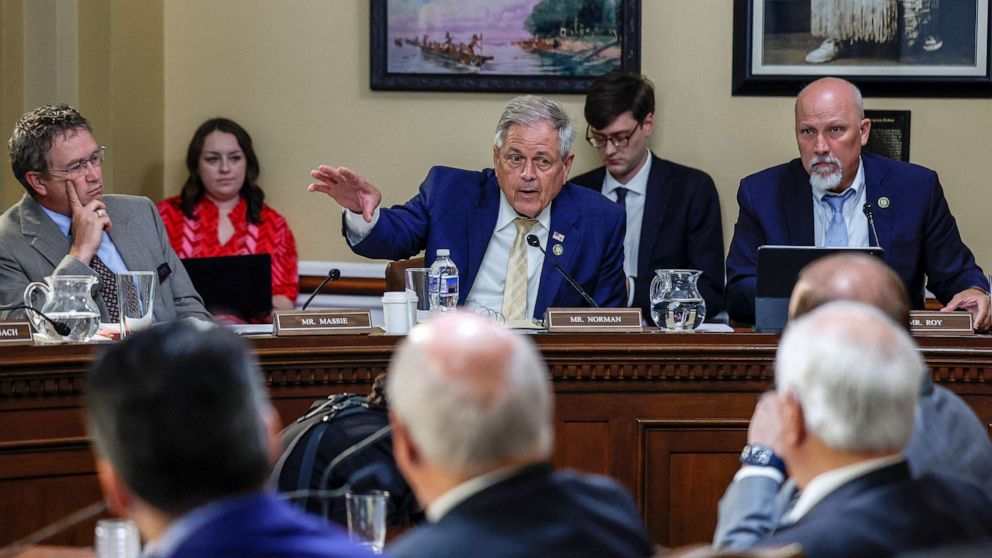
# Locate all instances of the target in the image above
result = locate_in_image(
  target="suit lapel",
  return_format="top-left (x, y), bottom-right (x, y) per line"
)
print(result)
top-left (462, 176), bottom-right (500, 300)
top-left (537, 186), bottom-right (581, 313)
top-left (105, 199), bottom-right (143, 270)
top-left (862, 155), bottom-right (893, 254)
top-left (781, 160), bottom-right (815, 245)
top-left (638, 155), bottom-right (670, 275)
top-left (19, 195), bottom-right (72, 268)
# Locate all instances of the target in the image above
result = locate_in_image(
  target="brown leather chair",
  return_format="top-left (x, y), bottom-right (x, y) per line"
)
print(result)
top-left (384, 257), bottom-right (426, 292)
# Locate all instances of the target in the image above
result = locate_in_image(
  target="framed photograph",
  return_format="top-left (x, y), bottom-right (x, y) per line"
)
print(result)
top-left (370, 0), bottom-right (641, 93)
top-left (733, 0), bottom-right (992, 97)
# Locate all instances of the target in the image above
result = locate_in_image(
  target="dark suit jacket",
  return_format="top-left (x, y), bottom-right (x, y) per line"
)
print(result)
top-left (725, 152), bottom-right (987, 324)
top-left (756, 461), bottom-right (992, 558)
top-left (349, 166), bottom-right (627, 320)
top-left (572, 155), bottom-right (725, 319)
top-left (165, 492), bottom-right (372, 558)
top-left (0, 194), bottom-right (210, 322)
top-left (387, 463), bottom-right (654, 558)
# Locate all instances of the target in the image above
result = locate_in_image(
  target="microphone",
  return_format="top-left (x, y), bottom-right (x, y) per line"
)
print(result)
top-left (301, 268), bottom-right (341, 311)
top-left (0, 304), bottom-right (71, 336)
top-left (862, 203), bottom-right (880, 248)
top-left (526, 234), bottom-right (598, 308)
top-left (318, 424), bottom-right (393, 519)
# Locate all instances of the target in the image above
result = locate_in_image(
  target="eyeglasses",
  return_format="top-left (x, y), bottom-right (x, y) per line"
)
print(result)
top-left (500, 152), bottom-right (560, 173)
top-left (49, 146), bottom-right (107, 175)
top-left (586, 122), bottom-right (642, 149)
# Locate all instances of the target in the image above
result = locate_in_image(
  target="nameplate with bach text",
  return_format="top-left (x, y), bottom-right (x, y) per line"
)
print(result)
top-left (273, 310), bottom-right (374, 336)
top-left (544, 308), bottom-right (643, 333)
top-left (909, 311), bottom-right (973, 336)
top-left (0, 321), bottom-right (34, 345)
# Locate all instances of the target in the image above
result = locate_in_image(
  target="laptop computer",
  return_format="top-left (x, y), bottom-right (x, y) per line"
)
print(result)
top-left (755, 245), bottom-right (884, 332)
top-left (181, 254), bottom-right (272, 320)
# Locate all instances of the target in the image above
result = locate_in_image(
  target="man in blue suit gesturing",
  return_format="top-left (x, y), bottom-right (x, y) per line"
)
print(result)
top-left (309, 96), bottom-right (626, 321)
top-left (725, 77), bottom-right (989, 330)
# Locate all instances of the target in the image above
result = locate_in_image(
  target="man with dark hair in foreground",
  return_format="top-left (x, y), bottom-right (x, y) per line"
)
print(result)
top-left (85, 321), bottom-right (373, 558)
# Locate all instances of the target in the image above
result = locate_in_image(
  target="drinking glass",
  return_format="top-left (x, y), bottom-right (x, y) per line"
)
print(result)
top-left (346, 490), bottom-right (388, 554)
top-left (95, 518), bottom-right (140, 558)
top-left (404, 268), bottom-right (431, 323)
top-left (116, 271), bottom-right (155, 338)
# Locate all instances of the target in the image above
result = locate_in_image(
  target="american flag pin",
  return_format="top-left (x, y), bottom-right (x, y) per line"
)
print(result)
top-left (552, 231), bottom-right (565, 242)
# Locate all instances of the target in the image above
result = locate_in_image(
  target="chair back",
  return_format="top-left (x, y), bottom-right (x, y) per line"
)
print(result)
top-left (385, 257), bottom-right (426, 292)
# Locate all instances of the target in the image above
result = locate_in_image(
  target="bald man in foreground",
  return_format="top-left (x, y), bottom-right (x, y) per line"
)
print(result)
top-left (384, 312), bottom-right (653, 558)
top-left (724, 76), bottom-right (989, 329)
top-left (715, 253), bottom-right (992, 549)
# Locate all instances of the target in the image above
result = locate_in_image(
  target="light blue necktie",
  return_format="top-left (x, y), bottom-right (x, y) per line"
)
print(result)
top-left (823, 189), bottom-right (855, 247)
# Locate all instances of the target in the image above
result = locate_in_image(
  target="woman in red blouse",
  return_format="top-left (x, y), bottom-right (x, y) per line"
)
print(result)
top-left (158, 118), bottom-right (298, 318)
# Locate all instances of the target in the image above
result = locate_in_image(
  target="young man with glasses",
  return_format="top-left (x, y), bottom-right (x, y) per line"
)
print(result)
top-left (572, 72), bottom-right (726, 321)
top-left (0, 104), bottom-right (210, 323)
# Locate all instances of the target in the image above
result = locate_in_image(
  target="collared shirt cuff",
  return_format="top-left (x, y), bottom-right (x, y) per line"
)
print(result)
top-left (733, 465), bottom-right (785, 484)
top-left (343, 206), bottom-right (381, 245)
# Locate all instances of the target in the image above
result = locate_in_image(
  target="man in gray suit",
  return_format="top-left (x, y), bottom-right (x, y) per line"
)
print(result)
top-left (0, 104), bottom-right (209, 322)
top-left (714, 253), bottom-right (992, 549)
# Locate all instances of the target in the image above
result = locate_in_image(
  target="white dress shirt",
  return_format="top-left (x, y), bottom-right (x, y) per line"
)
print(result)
top-left (42, 205), bottom-right (129, 273)
top-left (344, 193), bottom-right (551, 320)
top-left (601, 150), bottom-right (651, 306)
top-left (812, 158), bottom-right (869, 248)
top-left (783, 453), bottom-right (905, 525)
top-left (426, 464), bottom-right (525, 523)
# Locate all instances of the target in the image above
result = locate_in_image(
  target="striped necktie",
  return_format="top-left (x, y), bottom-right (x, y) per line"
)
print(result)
top-left (502, 217), bottom-right (537, 321)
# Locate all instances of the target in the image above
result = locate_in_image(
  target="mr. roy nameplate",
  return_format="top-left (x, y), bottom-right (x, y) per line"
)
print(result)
top-left (909, 310), bottom-right (973, 336)
top-left (273, 310), bottom-right (373, 336)
top-left (0, 321), bottom-right (34, 345)
top-left (544, 308), bottom-right (643, 333)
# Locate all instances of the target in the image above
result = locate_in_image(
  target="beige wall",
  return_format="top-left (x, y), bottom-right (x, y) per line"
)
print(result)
top-left (5, 1), bottom-right (991, 272)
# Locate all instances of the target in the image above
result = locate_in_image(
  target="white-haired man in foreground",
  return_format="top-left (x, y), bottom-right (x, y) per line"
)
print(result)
top-left (747, 302), bottom-right (992, 557)
top-left (384, 311), bottom-right (654, 558)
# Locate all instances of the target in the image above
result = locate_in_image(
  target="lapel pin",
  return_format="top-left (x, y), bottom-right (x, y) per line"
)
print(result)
top-left (552, 231), bottom-right (565, 242)
top-left (552, 243), bottom-right (564, 256)
top-left (877, 197), bottom-right (890, 209)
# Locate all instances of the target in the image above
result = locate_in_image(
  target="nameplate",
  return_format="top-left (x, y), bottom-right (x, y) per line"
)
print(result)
top-left (544, 308), bottom-right (643, 333)
top-left (909, 310), bottom-right (973, 336)
top-left (273, 310), bottom-right (373, 336)
top-left (0, 321), bottom-right (34, 345)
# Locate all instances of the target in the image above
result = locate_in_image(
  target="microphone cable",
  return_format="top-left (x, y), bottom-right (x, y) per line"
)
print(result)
top-left (0, 304), bottom-right (71, 336)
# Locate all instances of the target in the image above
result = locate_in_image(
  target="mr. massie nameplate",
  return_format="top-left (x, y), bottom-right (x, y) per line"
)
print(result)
top-left (273, 310), bottom-right (373, 336)
top-left (545, 308), bottom-right (643, 333)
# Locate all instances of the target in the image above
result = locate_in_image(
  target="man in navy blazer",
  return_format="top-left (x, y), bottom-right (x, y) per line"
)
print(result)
top-left (739, 302), bottom-right (992, 557)
top-left (86, 321), bottom-right (373, 558)
top-left (310, 96), bottom-right (626, 321)
top-left (572, 72), bottom-right (725, 320)
top-left (725, 77), bottom-right (989, 329)
top-left (384, 311), bottom-right (654, 558)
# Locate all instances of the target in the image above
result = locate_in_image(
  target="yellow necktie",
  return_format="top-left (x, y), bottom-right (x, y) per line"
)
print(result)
top-left (502, 217), bottom-right (537, 321)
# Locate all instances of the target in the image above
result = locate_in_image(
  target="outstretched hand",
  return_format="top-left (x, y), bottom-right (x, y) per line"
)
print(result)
top-left (942, 287), bottom-right (991, 332)
top-left (308, 165), bottom-right (382, 223)
top-left (66, 181), bottom-right (110, 265)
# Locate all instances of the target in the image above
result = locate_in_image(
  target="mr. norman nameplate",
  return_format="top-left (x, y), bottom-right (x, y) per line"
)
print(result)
top-left (273, 310), bottom-right (373, 336)
top-left (545, 308), bottom-right (643, 333)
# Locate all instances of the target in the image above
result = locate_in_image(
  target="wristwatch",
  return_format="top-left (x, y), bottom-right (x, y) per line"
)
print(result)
top-left (740, 443), bottom-right (787, 476)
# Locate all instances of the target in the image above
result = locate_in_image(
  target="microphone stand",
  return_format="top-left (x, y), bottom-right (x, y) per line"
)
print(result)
top-left (0, 501), bottom-right (107, 558)
top-left (525, 235), bottom-right (598, 308)
top-left (301, 269), bottom-right (341, 311)
top-left (318, 424), bottom-right (393, 519)
top-left (862, 203), bottom-right (880, 248)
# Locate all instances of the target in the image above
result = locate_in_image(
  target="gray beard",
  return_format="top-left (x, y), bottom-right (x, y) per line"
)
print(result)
top-left (810, 169), bottom-right (843, 198)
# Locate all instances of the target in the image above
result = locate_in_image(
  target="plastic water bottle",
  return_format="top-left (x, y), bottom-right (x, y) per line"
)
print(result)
top-left (428, 249), bottom-right (459, 313)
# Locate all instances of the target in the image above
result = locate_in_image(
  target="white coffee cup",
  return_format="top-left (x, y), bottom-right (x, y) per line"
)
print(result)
top-left (381, 291), bottom-right (410, 334)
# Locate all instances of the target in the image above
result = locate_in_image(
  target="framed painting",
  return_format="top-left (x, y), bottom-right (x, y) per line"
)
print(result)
top-left (732, 0), bottom-right (992, 97)
top-left (370, 0), bottom-right (641, 93)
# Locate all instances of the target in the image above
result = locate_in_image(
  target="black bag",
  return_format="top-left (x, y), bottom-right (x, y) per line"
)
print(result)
top-left (272, 393), bottom-right (419, 526)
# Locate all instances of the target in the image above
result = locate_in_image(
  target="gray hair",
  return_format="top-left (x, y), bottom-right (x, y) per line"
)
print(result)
top-left (387, 315), bottom-right (554, 475)
top-left (8, 104), bottom-right (93, 193)
top-left (494, 95), bottom-right (575, 160)
top-left (775, 301), bottom-right (923, 453)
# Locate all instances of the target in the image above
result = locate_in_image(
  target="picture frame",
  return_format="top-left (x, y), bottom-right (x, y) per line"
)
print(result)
top-left (370, 0), bottom-right (641, 93)
top-left (732, 0), bottom-right (992, 97)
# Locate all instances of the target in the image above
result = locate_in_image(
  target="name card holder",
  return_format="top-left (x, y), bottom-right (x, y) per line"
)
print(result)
top-left (909, 310), bottom-right (973, 336)
top-left (0, 321), bottom-right (34, 345)
top-left (544, 308), bottom-right (643, 333)
top-left (273, 309), bottom-right (374, 336)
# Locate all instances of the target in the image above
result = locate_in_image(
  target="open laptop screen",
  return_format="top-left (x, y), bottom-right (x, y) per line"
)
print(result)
top-left (755, 245), bottom-right (884, 332)
top-left (181, 254), bottom-right (272, 321)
